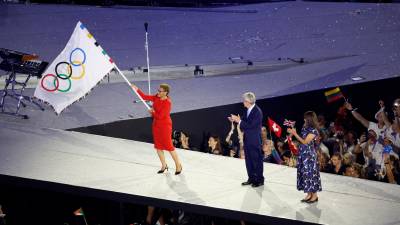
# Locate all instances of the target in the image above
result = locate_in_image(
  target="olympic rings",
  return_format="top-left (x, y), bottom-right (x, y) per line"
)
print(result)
top-left (70, 48), bottom-right (86, 66)
top-left (41, 48), bottom-right (88, 93)
top-left (41, 74), bottom-right (59, 92)
top-left (54, 74), bottom-right (72, 92)
top-left (55, 62), bottom-right (72, 80)
top-left (68, 60), bottom-right (86, 80)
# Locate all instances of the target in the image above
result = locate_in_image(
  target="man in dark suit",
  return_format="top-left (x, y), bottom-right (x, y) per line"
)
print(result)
top-left (229, 92), bottom-right (264, 187)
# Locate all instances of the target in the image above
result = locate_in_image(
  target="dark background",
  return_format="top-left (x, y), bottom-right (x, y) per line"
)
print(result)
top-left (71, 76), bottom-right (400, 150)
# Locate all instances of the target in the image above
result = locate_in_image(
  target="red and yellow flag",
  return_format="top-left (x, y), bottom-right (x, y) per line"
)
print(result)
top-left (324, 87), bottom-right (344, 103)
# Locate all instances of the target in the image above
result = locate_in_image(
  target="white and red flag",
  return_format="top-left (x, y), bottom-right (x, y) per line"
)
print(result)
top-left (267, 117), bottom-right (282, 138)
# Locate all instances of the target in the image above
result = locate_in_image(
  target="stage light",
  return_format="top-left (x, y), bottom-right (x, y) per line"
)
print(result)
top-left (351, 76), bottom-right (365, 81)
top-left (228, 56), bottom-right (243, 63)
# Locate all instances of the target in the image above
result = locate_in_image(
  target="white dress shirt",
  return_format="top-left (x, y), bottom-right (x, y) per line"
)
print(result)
top-left (247, 104), bottom-right (255, 118)
top-left (239, 104), bottom-right (255, 127)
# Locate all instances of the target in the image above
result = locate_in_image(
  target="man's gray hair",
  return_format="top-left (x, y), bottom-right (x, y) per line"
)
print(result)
top-left (243, 92), bottom-right (256, 104)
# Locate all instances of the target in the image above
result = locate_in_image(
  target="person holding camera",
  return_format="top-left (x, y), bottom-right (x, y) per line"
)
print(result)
top-left (358, 129), bottom-right (386, 180)
top-left (131, 83), bottom-right (182, 175)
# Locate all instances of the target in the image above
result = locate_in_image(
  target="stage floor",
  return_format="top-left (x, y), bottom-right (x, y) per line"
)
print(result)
top-left (1, 122), bottom-right (400, 225)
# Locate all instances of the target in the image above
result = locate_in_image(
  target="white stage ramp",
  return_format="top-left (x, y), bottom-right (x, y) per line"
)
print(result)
top-left (1, 122), bottom-right (400, 225)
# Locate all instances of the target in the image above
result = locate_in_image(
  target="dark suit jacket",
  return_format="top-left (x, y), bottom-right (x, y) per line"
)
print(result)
top-left (240, 105), bottom-right (263, 149)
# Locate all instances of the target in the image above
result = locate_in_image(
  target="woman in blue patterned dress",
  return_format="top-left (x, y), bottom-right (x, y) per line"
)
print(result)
top-left (287, 111), bottom-right (322, 203)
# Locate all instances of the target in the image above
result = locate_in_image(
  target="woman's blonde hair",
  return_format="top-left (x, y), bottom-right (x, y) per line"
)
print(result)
top-left (160, 83), bottom-right (170, 95)
top-left (304, 111), bottom-right (319, 129)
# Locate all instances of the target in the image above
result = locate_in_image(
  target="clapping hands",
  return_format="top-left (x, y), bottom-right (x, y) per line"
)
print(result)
top-left (228, 114), bottom-right (241, 123)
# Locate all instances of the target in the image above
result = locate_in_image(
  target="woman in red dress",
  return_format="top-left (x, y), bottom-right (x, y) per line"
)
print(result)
top-left (131, 83), bottom-right (182, 175)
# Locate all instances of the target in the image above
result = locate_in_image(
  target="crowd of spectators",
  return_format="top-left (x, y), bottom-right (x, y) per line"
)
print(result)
top-left (2, 99), bottom-right (399, 225)
top-left (172, 98), bottom-right (400, 185)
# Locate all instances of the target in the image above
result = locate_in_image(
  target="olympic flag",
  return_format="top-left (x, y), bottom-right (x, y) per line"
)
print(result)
top-left (34, 21), bottom-right (115, 114)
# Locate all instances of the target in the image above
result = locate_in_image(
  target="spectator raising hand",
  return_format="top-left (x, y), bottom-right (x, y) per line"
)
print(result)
top-left (225, 121), bottom-right (235, 144)
top-left (344, 101), bottom-right (369, 129)
top-left (379, 100), bottom-right (392, 127)
top-left (345, 100), bottom-right (387, 146)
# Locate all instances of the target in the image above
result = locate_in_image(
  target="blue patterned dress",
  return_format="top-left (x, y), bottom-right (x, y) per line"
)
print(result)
top-left (297, 126), bottom-right (322, 193)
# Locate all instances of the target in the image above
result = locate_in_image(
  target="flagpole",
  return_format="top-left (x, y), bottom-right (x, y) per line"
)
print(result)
top-left (268, 121), bottom-right (281, 164)
top-left (268, 121), bottom-right (274, 144)
top-left (266, 117), bottom-right (273, 142)
top-left (74, 207), bottom-right (88, 225)
top-left (144, 22), bottom-right (151, 95)
top-left (113, 65), bottom-right (151, 110)
top-left (267, 118), bottom-right (275, 150)
top-left (83, 215), bottom-right (89, 225)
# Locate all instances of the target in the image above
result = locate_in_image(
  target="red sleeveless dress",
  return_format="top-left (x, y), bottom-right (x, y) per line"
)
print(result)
top-left (137, 89), bottom-right (175, 151)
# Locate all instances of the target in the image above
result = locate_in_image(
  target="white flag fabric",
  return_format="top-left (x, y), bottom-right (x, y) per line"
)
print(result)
top-left (34, 21), bottom-right (114, 114)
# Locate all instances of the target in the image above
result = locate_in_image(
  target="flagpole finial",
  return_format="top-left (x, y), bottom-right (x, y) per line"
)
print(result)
top-left (73, 207), bottom-right (84, 216)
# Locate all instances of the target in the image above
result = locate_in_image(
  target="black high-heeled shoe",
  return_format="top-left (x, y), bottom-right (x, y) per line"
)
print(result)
top-left (157, 165), bottom-right (168, 174)
top-left (175, 165), bottom-right (182, 175)
top-left (300, 197), bottom-right (312, 203)
top-left (306, 197), bottom-right (318, 204)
